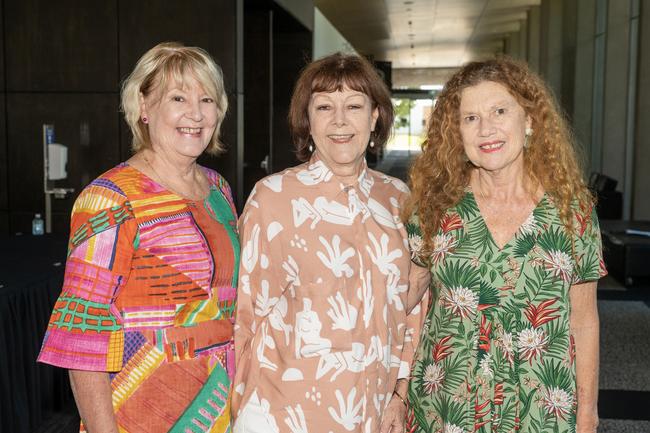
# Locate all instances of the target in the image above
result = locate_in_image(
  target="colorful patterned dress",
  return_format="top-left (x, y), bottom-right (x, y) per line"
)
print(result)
top-left (406, 191), bottom-right (606, 433)
top-left (38, 163), bottom-right (239, 433)
top-left (232, 155), bottom-right (423, 433)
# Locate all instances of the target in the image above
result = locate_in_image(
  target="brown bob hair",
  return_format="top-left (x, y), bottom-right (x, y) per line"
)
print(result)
top-left (288, 52), bottom-right (394, 162)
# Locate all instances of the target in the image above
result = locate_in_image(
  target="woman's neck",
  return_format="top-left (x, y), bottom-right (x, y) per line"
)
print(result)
top-left (315, 151), bottom-right (365, 186)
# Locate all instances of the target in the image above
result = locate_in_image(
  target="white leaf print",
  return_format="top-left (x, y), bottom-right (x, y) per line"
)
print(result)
top-left (391, 178), bottom-right (410, 193)
top-left (255, 280), bottom-right (278, 317)
top-left (256, 322), bottom-right (278, 371)
top-left (242, 224), bottom-right (261, 273)
top-left (295, 299), bottom-right (332, 358)
top-left (364, 417), bottom-right (373, 433)
top-left (328, 388), bottom-right (365, 431)
top-left (240, 274), bottom-right (251, 295)
top-left (262, 174), bottom-right (284, 192)
top-left (291, 197), bottom-right (321, 228)
top-left (366, 232), bottom-right (403, 276)
top-left (282, 256), bottom-right (300, 298)
top-left (368, 198), bottom-right (403, 229)
top-left (326, 291), bottom-right (358, 331)
top-left (314, 197), bottom-right (352, 226)
top-left (359, 173), bottom-right (374, 198)
top-left (357, 268), bottom-right (375, 329)
top-left (317, 235), bottom-right (355, 278)
top-left (267, 221), bottom-right (284, 241)
top-left (269, 295), bottom-right (292, 345)
top-left (385, 272), bottom-right (407, 311)
top-left (297, 160), bottom-right (333, 185)
top-left (285, 404), bottom-right (309, 433)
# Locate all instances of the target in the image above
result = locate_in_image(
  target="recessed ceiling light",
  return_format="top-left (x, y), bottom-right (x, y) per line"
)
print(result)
top-left (404, 1), bottom-right (413, 4)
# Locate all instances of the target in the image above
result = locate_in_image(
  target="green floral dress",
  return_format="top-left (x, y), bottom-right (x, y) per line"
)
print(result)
top-left (406, 191), bottom-right (606, 433)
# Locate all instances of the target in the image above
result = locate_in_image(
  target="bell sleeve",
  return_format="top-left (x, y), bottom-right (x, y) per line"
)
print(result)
top-left (37, 181), bottom-right (136, 372)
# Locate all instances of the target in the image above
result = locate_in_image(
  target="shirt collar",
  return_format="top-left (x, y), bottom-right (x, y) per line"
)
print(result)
top-left (300, 153), bottom-right (374, 201)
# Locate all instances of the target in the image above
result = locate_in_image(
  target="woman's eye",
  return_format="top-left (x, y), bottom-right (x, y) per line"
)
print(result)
top-left (316, 105), bottom-right (331, 111)
top-left (464, 115), bottom-right (478, 122)
top-left (496, 108), bottom-right (506, 115)
top-left (348, 104), bottom-right (362, 110)
top-left (172, 96), bottom-right (184, 102)
top-left (202, 97), bottom-right (215, 103)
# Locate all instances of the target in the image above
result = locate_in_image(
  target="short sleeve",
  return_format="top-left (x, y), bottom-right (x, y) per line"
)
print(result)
top-left (572, 204), bottom-right (608, 284)
top-left (38, 180), bottom-right (136, 372)
top-left (405, 212), bottom-right (428, 268)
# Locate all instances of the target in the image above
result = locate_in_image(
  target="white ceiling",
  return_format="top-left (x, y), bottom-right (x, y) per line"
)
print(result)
top-left (314, 0), bottom-right (540, 68)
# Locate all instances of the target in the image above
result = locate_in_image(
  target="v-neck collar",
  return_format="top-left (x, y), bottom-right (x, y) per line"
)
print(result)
top-left (466, 190), bottom-right (547, 252)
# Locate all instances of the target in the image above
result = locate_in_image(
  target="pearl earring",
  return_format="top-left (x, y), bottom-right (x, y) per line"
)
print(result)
top-left (309, 144), bottom-right (314, 152)
top-left (525, 127), bottom-right (533, 136)
top-left (369, 140), bottom-right (375, 148)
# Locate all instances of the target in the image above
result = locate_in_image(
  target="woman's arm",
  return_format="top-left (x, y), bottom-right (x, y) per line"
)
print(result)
top-left (407, 263), bottom-right (430, 313)
top-left (569, 281), bottom-right (599, 433)
top-left (69, 370), bottom-right (118, 433)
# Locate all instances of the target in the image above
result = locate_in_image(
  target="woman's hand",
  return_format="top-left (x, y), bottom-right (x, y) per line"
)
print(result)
top-left (576, 410), bottom-right (599, 433)
top-left (379, 393), bottom-right (407, 433)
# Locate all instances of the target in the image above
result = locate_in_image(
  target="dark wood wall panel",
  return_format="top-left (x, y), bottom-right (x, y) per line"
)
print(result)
top-left (271, 4), bottom-right (312, 172)
top-left (7, 94), bottom-right (120, 226)
top-left (243, 3), bottom-right (272, 200)
top-left (4, 0), bottom-right (118, 92)
top-left (118, 0), bottom-right (237, 93)
top-left (0, 96), bottom-right (7, 211)
top-left (118, 0), bottom-right (239, 189)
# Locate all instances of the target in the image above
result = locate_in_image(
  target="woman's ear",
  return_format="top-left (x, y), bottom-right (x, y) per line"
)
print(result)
top-left (371, 106), bottom-right (379, 132)
top-left (139, 92), bottom-right (148, 120)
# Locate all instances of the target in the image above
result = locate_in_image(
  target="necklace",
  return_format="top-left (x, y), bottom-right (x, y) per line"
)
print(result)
top-left (143, 155), bottom-right (207, 201)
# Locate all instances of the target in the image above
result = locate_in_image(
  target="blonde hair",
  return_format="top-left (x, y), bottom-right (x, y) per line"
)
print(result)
top-left (121, 42), bottom-right (228, 154)
top-left (404, 57), bottom-right (593, 259)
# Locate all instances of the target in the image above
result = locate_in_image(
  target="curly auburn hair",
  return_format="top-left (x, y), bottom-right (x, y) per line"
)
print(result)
top-left (403, 56), bottom-right (593, 259)
top-left (288, 52), bottom-right (394, 162)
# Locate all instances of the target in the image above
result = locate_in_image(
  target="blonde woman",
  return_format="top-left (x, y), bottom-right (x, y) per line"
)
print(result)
top-left (404, 58), bottom-right (606, 433)
top-left (38, 42), bottom-right (238, 432)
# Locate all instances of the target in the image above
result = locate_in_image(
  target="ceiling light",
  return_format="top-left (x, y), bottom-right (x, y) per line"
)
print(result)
top-left (404, 1), bottom-right (413, 4)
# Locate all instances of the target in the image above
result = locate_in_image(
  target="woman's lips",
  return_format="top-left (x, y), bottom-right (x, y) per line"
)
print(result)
top-left (328, 134), bottom-right (354, 144)
top-left (479, 140), bottom-right (504, 153)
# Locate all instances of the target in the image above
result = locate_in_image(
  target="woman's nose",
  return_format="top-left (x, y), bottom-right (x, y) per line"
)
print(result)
top-left (478, 118), bottom-right (495, 136)
top-left (333, 108), bottom-right (347, 127)
top-left (186, 100), bottom-right (204, 121)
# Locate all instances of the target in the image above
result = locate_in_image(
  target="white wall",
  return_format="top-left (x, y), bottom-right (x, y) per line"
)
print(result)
top-left (313, 7), bottom-right (355, 60)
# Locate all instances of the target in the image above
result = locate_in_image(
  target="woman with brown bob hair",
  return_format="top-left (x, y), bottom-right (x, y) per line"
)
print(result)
top-left (233, 52), bottom-right (426, 433)
top-left (403, 57), bottom-right (606, 433)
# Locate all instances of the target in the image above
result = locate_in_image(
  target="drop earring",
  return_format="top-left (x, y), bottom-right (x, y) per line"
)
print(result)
top-left (524, 127), bottom-right (533, 148)
top-left (309, 143), bottom-right (314, 152)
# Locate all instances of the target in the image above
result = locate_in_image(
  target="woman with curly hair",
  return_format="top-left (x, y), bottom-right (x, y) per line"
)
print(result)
top-left (403, 57), bottom-right (606, 433)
